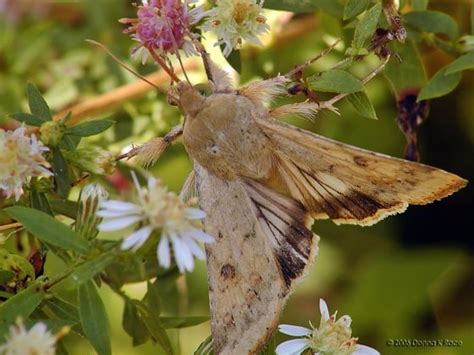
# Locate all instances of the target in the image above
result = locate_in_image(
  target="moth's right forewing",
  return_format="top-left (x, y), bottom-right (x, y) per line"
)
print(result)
top-left (257, 116), bottom-right (467, 226)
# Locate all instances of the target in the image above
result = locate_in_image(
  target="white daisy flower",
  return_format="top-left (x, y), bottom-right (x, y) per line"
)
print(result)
top-left (0, 125), bottom-right (52, 201)
top-left (202, 0), bottom-right (270, 56)
top-left (0, 321), bottom-right (58, 355)
top-left (276, 299), bottom-right (380, 355)
top-left (97, 173), bottom-right (213, 273)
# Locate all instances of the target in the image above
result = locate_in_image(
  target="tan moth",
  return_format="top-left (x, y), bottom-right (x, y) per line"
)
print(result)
top-left (126, 51), bottom-right (467, 354)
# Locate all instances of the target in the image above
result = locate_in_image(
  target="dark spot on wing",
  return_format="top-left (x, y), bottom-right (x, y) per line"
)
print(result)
top-left (354, 156), bottom-right (369, 167)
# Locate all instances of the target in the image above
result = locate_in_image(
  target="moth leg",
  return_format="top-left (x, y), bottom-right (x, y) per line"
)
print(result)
top-left (307, 55), bottom-right (391, 114)
top-left (179, 169), bottom-right (196, 202)
top-left (117, 124), bottom-right (183, 166)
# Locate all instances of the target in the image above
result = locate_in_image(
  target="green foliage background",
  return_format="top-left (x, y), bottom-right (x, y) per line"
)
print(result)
top-left (0, 0), bottom-right (473, 354)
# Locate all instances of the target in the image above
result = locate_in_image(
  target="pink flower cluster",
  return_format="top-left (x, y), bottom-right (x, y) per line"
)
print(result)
top-left (122, 0), bottom-right (203, 59)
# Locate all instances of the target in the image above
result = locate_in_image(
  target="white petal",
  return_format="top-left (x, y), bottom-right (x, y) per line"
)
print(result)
top-left (353, 344), bottom-right (380, 355)
top-left (96, 209), bottom-right (139, 218)
top-left (98, 215), bottom-right (142, 231)
top-left (157, 235), bottom-right (171, 268)
top-left (319, 298), bottom-right (330, 321)
top-left (278, 324), bottom-right (312, 337)
top-left (121, 226), bottom-right (153, 251)
top-left (182, 235), bottom-right (206, 260)
top-left (275, 339), bottom-right (309, 355)
top-left (99, 200), bottom-right (140, 212)
top-left (187, 227), bottom-right (214, 243)
top-left (171, 234), bottom-right (194, 272)
top-left (185, 208), bottom-right (206, 220)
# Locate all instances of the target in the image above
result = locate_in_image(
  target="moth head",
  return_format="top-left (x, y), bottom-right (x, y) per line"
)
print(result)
top-left (177, 81), bottom-right (207, 117)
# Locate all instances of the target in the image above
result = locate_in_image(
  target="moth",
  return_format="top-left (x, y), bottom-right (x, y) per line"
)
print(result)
top-left (133, 51), bottom-right (467, 354)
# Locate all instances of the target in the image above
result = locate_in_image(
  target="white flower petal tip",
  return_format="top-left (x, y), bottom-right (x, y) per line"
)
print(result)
top-left (157, 235), bottom-right (171, 269)
top-left (121, 226), bottom-right (153, 251)
top-left (185, 208), bottom-right (206, 220)
top-left (275, 339), bottom-right (309, 355)
top-left (278, 324), bottom-right (312, 337)
top-left (319, 298), bottom-right (330, 321)
top-left (354, 344), bottom-right (381, 355)
top-left (97, 215), bottom-right (142, 231)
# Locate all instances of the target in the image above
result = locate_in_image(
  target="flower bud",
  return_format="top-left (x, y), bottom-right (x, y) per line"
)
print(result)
top-left (39, 121), bottom-right (63, 147)
top-left (456, 35), bottom-right (474, 54)
top-left (76, 183), bottom-right (109, 240)
top-left (65, 147), bottom-right (116, 175)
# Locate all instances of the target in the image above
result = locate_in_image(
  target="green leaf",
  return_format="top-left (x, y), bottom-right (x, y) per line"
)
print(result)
top-left (9, 113), bottom-right (44, 126)
top-left (49, 199), bottom-right (79, 219)
top-left (160, 316), bottom-right (209, 329)
top-left (343, 0), bottom-right (370, 20)
top-left (30, 190), bottom-right (54, 216)
top-left (445, 51), bottom-right (474, 75)
top-left (143, 281), bottom-right (161, 313)
top-left (0, 270), bottom-right (15, 284)
top-left (122, 301), bottom-right (150, 346)
top-left (60, 135), bottom-right (81, 151)
top-left (412, 0), bottom-right (429, 10)
top-left (0, 280), bottom-right (46, 323)
top-left (64, 120), bottom-right (115, 137)
top-left (263, 0), bottom-right (322, 13)
top-left (417, 67), bottom-right (462, 101)
top-left (68, 253), bottom-right (115, 286)
top-left (404, 11), bottom-right (459, 40)
top-left (347, 91), bottom-right (378, 119)
top-left (471, 0), bottom-right (474, 34)
top-left (194, 335), bottom-right (214, 355)
top-left (353, 2), bottom-right (382, 48)
top-left (384, 41), bottom-right (427, 91)
top-left (132, 300), bottom-right (173, 354)
top-left (27, 83), bottom-right (52, 121)
top-left (52, 148), bottom-right (71, 198)
top-left (307, 69), bottom-right (364, 93)
top-left (79, 281), bottom-right (111, 355)
top-left (225, 49), bottom-right (242, 73)
top-left (5, 206), bottom-right (89, 255)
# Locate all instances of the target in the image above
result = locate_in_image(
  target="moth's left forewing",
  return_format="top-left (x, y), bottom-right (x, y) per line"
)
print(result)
top-left (194, 163), bottom-right (318, 354)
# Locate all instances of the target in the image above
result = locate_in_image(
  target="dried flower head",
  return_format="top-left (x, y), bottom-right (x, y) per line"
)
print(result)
top-left (276, 299), bottom-right (380, 355)
top-left (0, 126), bottom-right (52, 201)
top-left (121, 0), bottom-right (205, 62)
top-left (97, 173), bottom-right (213, 273)
top-left (202, 0), bottom-right (269, 56)
top-left (0, 320), bottom-right (68, 355)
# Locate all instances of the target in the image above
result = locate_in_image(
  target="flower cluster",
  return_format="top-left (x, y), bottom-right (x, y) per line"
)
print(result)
top-left (97, 173), bottom-right (213, 273)
top-left (0, 320), bottom-right (66, 355)
top-left (122, 0), bottom-right (269, 60)
top-left (0, 126), bottom-right (52, 201)
top-left (201, 0), bottom-right (269, 56)
top-left (276, 299), bottom-right (379, 355)
top-left (122, 0), bottom-right (205, 61)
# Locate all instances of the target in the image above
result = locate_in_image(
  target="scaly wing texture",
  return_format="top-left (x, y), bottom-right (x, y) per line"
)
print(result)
top-left (257, 116), bottom-right (467, 226)
top-left (194, 164), bottom-right (319, 354)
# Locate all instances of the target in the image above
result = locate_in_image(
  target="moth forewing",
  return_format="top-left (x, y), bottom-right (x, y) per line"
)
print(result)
top-left (256, 116), bottom-right (467, 225)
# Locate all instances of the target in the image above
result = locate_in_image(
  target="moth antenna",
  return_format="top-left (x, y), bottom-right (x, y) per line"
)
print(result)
top-left (163, 15), bottom-right (193, 87)
top-left (285, 39), bottom-right (341, 78)
top-left (147, 47), bottom-right (182, 83)
top-left (85, 39), bottom-right (167, 95)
